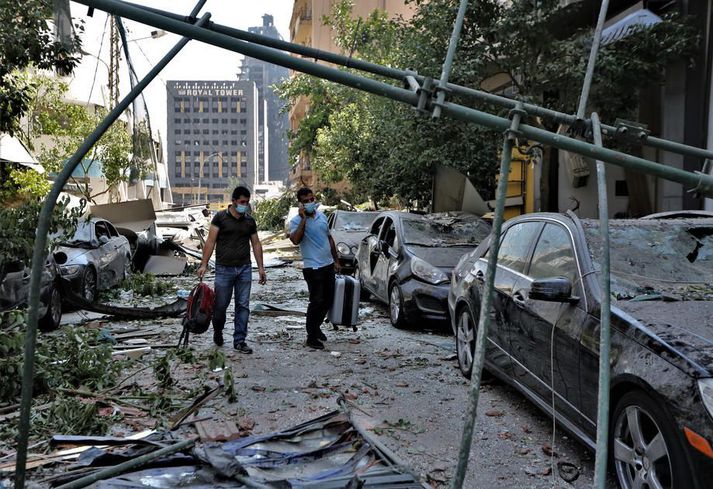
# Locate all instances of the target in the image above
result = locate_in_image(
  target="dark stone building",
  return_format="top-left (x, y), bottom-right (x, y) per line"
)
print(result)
top-left (238, 14), bottom-right (290, 183)
top-left (166, 80), bottom-right (259, 205)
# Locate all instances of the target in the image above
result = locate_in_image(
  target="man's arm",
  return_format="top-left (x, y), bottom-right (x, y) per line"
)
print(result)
top-left (250, 233), bottom-right (267, 285)
top-left (328, 235), bottom-right (341, 273)
top-left (198, 225), bottom-right (219, 279)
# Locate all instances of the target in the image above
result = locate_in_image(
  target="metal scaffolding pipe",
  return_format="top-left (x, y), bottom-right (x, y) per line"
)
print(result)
top-left (123, 1), bottom-right (713, 162)
top-left (451, 104), bottom-right (524, 488)
top-left (591, 112), bottom-right (612, 489)
top-left (432, 0), bottom-right (470, 119)
top-left (576, 0), bottom-right (610, 119)
top-left (13, 10), bottom-right (210, 487)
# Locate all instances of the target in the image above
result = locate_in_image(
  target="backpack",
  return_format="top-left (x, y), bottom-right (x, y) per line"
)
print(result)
top-left (178, 282), bottom-right (215, 347)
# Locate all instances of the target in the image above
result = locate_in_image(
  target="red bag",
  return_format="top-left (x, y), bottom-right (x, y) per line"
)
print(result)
top-left (182, 282), bottom-right (215, 335)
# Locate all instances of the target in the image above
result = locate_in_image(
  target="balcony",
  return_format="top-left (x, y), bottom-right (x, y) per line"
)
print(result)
top-left (290, 7), bottom-right (312, 44)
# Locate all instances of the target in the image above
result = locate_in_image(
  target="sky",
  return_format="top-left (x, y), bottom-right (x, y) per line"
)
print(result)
top-left (66, 0), bottom-right (293, 159)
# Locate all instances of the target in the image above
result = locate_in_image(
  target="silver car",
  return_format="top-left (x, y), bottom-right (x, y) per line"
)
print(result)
top-left (57, 218), bottom-right (132, 302)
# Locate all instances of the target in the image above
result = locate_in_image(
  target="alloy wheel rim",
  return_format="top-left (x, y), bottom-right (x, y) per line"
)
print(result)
top-left (614, 405), bottom-right (672, 489)
top-left (457, 312), bottom-right (474, 373)
top-left (84, 270), bottom-right (96, 302)
top-left (390, 287), bottom-right (400, 323)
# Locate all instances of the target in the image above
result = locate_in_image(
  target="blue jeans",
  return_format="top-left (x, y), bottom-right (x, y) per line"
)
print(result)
top-left (213, 264), bottom-right (252, 344)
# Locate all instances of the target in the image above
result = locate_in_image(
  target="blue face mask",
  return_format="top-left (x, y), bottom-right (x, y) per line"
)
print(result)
top-left (236, 204), bottom-right (249, 214)
top-left (304, 202), bottom-right (319, 214)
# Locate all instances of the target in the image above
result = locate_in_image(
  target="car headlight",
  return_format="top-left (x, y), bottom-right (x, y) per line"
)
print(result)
top-left (411, 257), bottom-right (449, 285)
top-left (337, 242), bottom-right (351, 256)
top-left (698, 379), bottom-right (713, 418)
top-left (350, 245), bottom-right (358, 254)
top-left (60, 265), bottom-right (81, 276)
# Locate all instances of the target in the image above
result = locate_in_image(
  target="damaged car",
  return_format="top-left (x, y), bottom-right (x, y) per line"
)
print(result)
top-left (327, 210), bottom-right (379, 275)
top-left (449, 212), bottom-right (713, 489)
top-left (56, 218), bottom-right (131, 303)
top-left (0, 254), bottom-right (65, 331)
top-left (356, 211), bottom-right (490, 327)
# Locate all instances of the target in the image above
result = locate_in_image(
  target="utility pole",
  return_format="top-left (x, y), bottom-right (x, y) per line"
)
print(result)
top-left (108, 16), bottom-right (121, 109)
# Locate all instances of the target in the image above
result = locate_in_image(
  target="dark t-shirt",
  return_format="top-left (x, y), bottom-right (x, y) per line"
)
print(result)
top-left (210, 207), bottom-right (257, 266)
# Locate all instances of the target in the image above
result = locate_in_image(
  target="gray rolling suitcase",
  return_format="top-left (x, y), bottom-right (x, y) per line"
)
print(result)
top-left (328, 275), bottom-right (360, 331)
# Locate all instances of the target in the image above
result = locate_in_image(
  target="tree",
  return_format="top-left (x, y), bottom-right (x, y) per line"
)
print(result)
top-left (278, 0), bottom-right (698, 208)
top-left (0, 0), bottom-right (83, 135)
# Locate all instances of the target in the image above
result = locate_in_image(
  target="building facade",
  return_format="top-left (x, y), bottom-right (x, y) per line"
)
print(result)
top-left (238, 15), bottom-right (290, 185)
top-left (166, 80), bottom-right (259, 205)
top-left (288, 0), bottom-right (417, 189)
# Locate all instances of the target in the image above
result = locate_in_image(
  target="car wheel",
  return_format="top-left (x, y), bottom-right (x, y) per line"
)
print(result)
top-left (39, 285), bottom-right (62, 331)
top-left (82, 267), bottom-right (98, 303)
top-left (354, 265), bottom-right (370, 300)
top-left (611, 390), bottom-right (694, 489)
top-left (456, 307), bottom-right (477, 378)
top-left (389, 283), bottom-right (407, 328)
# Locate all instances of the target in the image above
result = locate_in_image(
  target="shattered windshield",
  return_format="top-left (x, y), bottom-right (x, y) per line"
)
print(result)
top-left (402, 215), bottom-right (490, 247)
top-left (62, 221), bottom-right (93, 246)
top-left (334, 212), bottom-right (379, 232)
top-left (582, 219), bottom-right (713, 301)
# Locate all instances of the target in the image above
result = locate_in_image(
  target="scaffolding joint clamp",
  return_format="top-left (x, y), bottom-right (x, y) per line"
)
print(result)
top-left (505, 104), bottom-right (526, 141)
top-left (415, 77), bottom-right (434, 115)
top-left (689, 160), bottom-right (713, 198)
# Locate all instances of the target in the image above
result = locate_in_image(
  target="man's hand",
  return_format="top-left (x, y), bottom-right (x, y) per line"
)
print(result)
top-left (197, 265), bottom-right (208, 280)
top-left (258, 268), bottom-right (267, 285)
top-left (334, 261), bottom-right (342, 274)
top-left (298, 203), bottom-right (306, 219)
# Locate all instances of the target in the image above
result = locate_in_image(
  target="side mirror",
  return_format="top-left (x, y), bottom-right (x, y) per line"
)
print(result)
top-left (99, 235), bottom-right (110, 245)
top-left (529, 276), bottom-right (578, 303)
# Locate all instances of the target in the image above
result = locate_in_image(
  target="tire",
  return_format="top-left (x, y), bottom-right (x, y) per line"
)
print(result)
top-left (456, 306), bottom-right (477, 379)
top-left (82, 267), bottom-right (98, 303)
top-left (354, 264), bottom-right (370, 301)
top-left (610, 390), bottom-right (694, 489)
top-left (388, 283), bottom-right (407, 328)
top-left (39, 285), bottom-right (62, 331)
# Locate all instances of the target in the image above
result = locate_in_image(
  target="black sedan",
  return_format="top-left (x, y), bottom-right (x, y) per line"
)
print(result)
top-left (327, 210), bottom-right (380, 275)
top-left (449, 212), bottom-right (713, 489)
top-left (356, 211), bottom-right (490, 327)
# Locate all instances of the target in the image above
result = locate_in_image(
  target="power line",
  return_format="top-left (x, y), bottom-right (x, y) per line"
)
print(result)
top-left (87, 15), bottom-right (109, 105)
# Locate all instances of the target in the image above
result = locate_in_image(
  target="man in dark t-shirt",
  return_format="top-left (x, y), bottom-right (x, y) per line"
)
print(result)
top-left (198, 186), bottom-right (266, 353)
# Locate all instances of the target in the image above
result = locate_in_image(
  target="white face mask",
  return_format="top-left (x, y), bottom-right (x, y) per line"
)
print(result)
top-left (236, 204), bottom-right (249, 214)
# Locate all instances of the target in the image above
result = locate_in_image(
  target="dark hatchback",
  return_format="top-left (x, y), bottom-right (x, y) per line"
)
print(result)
top-left (327, 210), bottom-right (380, 275)
top-left (356, 211), bottom-right (490, 327)
top-left (449, 212), bottom-right (713, 489)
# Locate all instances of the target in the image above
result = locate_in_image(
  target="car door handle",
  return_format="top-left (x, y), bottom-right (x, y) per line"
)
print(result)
top-left (513, 291), bottom-right (527, 307)
top-left (474, 270), bottom-right (485, 283)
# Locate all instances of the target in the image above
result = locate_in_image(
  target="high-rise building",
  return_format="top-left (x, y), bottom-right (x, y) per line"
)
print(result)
top-left (166, 80), bottom-right (259, 205)
top-left (238, 14), bottom-right (290, 184)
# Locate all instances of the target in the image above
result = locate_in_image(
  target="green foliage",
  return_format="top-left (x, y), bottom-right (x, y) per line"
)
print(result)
top-left (0, 195), bottom-right (84, 268)
top-left (224, 367), bottom-right (237, 403)
top-left (277, 0), bottom-right (699, 205)
top-left (208, 350), bottom-right (226, 371)
top-left (252, 192), bottom-right (294, 231)
top-left (0, 0), bottom-right (83, 135)
top-left (0, 326), bottom-right (120, 403)
top-left (152, 352), bottom-right (174, 389)
top-left (121, 273), bottom-right (176, 297)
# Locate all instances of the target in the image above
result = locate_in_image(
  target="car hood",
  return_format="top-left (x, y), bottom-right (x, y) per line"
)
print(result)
top-left (56, 245), bottom-right (93, 265)
top-left (616, 301), bottom-right (713, 375)
top-left (408, 246), bottom-right (473, 269)
top-left (331, 230), bottom-right (367, 248)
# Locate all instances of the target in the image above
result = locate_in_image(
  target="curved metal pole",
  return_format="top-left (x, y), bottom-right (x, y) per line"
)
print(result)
top-left (451, 103), bottom-right (524, 488)
top-left (13, 11), bottom-right (210, 487)
top-left (591, 112), bottom-right (612, 489)
top-left (432, 0), bottom-right (470, 119)
top-left (576, 0), bottom-right (610, 119)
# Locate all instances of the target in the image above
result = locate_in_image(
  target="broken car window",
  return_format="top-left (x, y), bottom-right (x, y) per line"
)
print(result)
top-left (334, 212), bottom-right (378, 232)
top-left (402, 216), bottom-right (490, 247)
top-left (494, 221), bottom-right (542, 273)
top-left (583, 219), bottom-right (713, 300)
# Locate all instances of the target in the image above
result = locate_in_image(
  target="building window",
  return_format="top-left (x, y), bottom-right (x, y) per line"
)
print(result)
top-left (230, 119), bottom-right (237, 124)
top-left (230, 140), bottom-right (237, 146)
top-left (230, 106), bottom-right (237, 113)
top-left (202, 118), bottom-right (209, 123)
top-left (175, 166), bottom-right (181, 177)
top-left (230, 130), bottom-right (237, 135)
top-left (212, 139), bottom-right (219, 145)
top-left (212, 118), bottom-right (219, 123)
top-left (193, 118), bottom-right (200, 123)
top-left (184, 129), bottom-right (190, 134)
top-left (174, 129), bottom-right (181, 134)
top-left (212, 130), bottom-right (219, 135)
top-left (223, 118), bottom-right (230, 124)
top-left (174, 118), bottom-right (181, 123)
top-left (175, 140), bottom-right (182, 145)
top-left (221, 129), bottom-right (228, 135)
top-left (193, 129), bottom-right (200, 135)
top-left (183, 118), bottom-right (190, 123)
top-left (240, 130), bottom-right (246, 135)
top-left (174, 107), bottom-right (180, 112)
top-left (240, 118), bottom-right (246, 124)
top-left (202, 129), bottom-right (209, 134)
top-left (222, 140), bottom-right (229, 145)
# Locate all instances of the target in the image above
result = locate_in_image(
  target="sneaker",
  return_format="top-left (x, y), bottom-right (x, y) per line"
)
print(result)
top-left (234, 342), bottom-right (253, 354)
top-left (317, 331), bottom-right (327, 342)
top-left (304, 338), bottom-right (325, 350)
top-left (213, 329), bottom-right (224, 346)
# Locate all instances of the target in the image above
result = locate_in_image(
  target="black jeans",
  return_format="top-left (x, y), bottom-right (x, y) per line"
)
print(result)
top-left (303, 264), bottom-right (336, 341)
